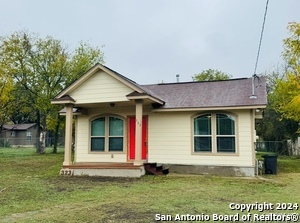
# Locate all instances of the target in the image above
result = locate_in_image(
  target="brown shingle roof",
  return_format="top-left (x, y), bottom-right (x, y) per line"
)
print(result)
top-left (142, 77), bottom-right (267, 109)
top-left (3, 123), bottom-right (36, 131)
top-left (52, 64), bottom-right (267, 109)
top-left (51, 95), bottom-right (75, 102)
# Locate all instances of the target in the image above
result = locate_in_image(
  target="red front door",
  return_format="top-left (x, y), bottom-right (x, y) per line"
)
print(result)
top-left (128, 116), bottom-right (148, 160)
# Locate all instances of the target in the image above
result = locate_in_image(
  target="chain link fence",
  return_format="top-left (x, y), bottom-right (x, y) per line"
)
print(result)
top-left (255, 140), bottom-right (299, 155)
top-left (0, 137), bottom-right (65, 148)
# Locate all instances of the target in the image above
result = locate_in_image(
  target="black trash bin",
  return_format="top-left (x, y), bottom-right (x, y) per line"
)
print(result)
top-left (262, 154), bottom-right (278, 174)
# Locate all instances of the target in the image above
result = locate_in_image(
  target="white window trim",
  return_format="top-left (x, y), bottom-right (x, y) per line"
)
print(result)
top-left (26, 131), bottom-right (32, 141)
top-left (192, 113), bottom-right (238, 155)
top-left (89, 115), bottom-right (126, 153)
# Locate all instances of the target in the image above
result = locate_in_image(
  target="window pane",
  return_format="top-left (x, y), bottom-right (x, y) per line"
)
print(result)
top-left (217, 114), bottom-right (235, 135)
top-left (91, 118), bottom-right (105, 136)
top-left (194, 137), bottom-right (212, 152)
top-left (91, 138), bottom-right (105, 151)
top-left (217, 137), bottom-right (235, 152)
top-left (109, 137), bottom-right (123, 151)
top-left (194, 115), bottom-right (211, 135)
top-left (109, 117), bottom-right (123, 136)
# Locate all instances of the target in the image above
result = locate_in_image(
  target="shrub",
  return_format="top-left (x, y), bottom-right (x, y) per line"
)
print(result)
top-left (0, 138), bottom-right (11, 148)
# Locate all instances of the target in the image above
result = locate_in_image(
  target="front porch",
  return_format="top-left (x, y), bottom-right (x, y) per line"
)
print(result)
top-left (50, 64), bottom-right (168, 177)
top-left (56, 99), bottom-right (152, 177)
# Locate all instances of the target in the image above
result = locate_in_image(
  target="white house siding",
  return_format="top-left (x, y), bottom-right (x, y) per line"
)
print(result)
top-left (148, 110), bottom-right (254, 168)
top-left (74, 105), bottom-right (151, 163)
top-left (69, 71), bottom-right (134, 104)
top-left (74, 105), bottom-right (254, 167)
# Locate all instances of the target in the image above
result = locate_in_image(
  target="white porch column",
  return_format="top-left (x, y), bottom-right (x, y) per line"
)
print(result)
top-left (134, 99), bottom-right (143, 166)
top-left (63, 104), bottom-right (73, 166)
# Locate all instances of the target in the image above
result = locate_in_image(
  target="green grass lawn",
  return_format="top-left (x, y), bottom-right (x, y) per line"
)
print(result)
top-left (0, 148), bottom-right (299, 223)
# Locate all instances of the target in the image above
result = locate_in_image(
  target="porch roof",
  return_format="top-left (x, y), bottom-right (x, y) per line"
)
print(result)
top-left (51, 63), bottom-right (164, 106)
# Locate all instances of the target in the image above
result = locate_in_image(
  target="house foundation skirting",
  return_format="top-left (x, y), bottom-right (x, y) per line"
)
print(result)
top-left (166, 164), bottom-right (255, 177)
top-left (60, 163), bottom-right (145, 177)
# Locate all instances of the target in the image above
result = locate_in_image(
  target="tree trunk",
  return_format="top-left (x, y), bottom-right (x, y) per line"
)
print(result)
top-left (52, 114), bottom-right (61, 154)
top-left (36, 110), bottom-right (41, 153)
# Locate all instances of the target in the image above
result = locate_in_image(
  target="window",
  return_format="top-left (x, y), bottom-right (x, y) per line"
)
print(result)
top-left (11, 131), bottom-right (16, 137)
top-left (193, 113), bottom-right (236, 153)
top-left (26, 131), bottom-right (32, 141)
top-left (91, 116), bottom-right (124, 152)
top-left (194, 115), bottom-right (212, 152)
top-left (216, 114), bottom-right (235, 152)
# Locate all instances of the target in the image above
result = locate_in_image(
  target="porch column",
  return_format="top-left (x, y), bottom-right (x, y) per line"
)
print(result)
top-left (63, 104), bottom-right (73, 166)
top-left (134, 99), bottom-right (143, 166)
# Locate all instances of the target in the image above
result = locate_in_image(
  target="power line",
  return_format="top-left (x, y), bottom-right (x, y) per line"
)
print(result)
top-left (253, 0), bottom-right (270, 75)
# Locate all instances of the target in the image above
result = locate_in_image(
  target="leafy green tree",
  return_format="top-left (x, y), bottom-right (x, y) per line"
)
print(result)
top-left (0, 31), bottom-right (104, 153)
top-left (256, 71), bottom-right (299, 154)
top-left (7, 88), bottom-right (36, 124)
top-left (274, 22), bottom-right (300, 123)
top-left (275, 74), bottom-right (300, 123)
top-left (0, 64), bottom-right (14, 130)
top-left (256, 72), bottom-right (298, 139)
top-left (192, 69), bottom-right (232, 81)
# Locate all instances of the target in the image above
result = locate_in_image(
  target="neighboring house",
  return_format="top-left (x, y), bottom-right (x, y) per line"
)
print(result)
top-left (0, 123), bottom-right (37, 147)
top-left (51, 63), bottom-right (267, 177)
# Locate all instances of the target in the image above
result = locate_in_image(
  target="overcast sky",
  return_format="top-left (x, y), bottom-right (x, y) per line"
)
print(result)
top-left (1, 0), bottom-right (299, 84)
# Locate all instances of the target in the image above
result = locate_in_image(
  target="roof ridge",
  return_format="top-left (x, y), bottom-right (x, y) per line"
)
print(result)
top-left (103, 65), bottom-right (165, 102)
top-left (102, 65), bottom-right (138, 85)
top-left (148, 77), bottom-right (249, 86)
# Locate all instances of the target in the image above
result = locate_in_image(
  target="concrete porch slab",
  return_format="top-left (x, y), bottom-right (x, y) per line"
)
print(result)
top-left (60, 162), bottom-right (145, 177)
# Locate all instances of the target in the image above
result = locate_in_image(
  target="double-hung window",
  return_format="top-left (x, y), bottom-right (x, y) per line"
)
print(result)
top-left (194, 115), bottom-right (212, 152)
top-left (193, 113), bottom-right (236, 153)
top-left (26, 131), bottom-right (32, 141)
top-left (216, 114), bottom-right (235, 152)
top-left (91, 116), bottom-right (124, 152)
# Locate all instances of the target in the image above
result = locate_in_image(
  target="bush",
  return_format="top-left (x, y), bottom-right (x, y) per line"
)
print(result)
top-left (0, 138), bottom-right (11, 148)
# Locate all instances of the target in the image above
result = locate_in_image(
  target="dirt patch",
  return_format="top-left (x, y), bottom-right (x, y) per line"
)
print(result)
top-left (46, 175), bottom-right (143, 193)
top-left (101, 204), bottom-right (158, 223)
top-left (0, 202), bottom-right (158, 223)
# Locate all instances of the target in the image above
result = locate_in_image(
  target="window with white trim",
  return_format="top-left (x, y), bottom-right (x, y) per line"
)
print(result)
top-left (91, 116), bottom-right (124, 152)
top-left (193, 113), bottom-right (236, 153)
top-left (26, 131), bottom-right (32, 141)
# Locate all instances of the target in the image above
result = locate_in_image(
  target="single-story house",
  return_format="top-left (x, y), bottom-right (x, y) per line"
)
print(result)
top-left (0, 123), bottom-right (37, 147)
top-left (51, 63), bottom-right (267, 177)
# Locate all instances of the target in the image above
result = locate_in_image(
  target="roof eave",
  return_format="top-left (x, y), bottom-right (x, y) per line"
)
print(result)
top-left (51, 95), bottom-right (76, 105)
top-left (51, 99), bottom-right (75, 105)
top-left (126, 95), bottom-right (165, 105)
top-left (151, 105), bottom-right (267, 112)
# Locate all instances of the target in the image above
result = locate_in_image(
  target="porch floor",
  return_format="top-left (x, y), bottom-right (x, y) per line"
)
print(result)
top-left (63, 162), bottom-right (143, 169)
top-left (61, 162), bottom-right (145, 177)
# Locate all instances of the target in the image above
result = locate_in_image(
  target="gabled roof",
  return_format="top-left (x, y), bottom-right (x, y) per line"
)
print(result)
top-left (51, 63), bottom-right (267, 110)
top-left (142, 77), bottom-right (267, 110)
top-left (102, 65), bottom-right (164, 102)
top-left (3, 123), bottom-right (36, 131)
top-left (52, 63), bottom-right (164, 105)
